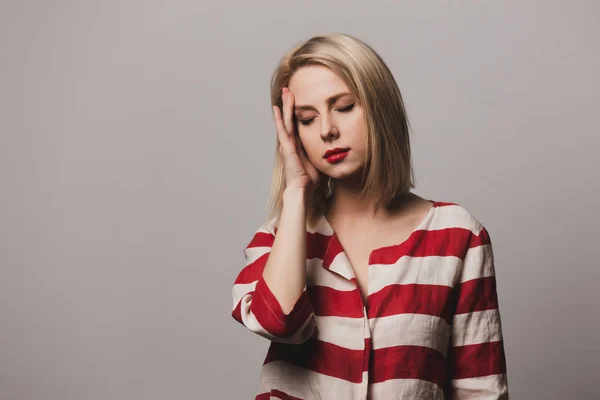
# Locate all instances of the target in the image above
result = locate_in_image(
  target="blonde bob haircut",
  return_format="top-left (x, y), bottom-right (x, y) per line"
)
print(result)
top-left (266, 32), bottom-right (416, 226)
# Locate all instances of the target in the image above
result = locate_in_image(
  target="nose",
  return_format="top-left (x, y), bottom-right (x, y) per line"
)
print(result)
top-left (320, 113), bottom-right (339, 142)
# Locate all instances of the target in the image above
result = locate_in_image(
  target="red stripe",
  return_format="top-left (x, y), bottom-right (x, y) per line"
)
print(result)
top-left (369, 227), bottom-right (472, 265)
top-left (251, 277), bottom-right (313, 337)
top-left (234, 231), bottom-right (275, 285)
top-left (306, 231), bottom-right (331, 260)
top-left (362, 338), bottom-right (371, 372)
top-left (470, 226), bottom-right (492, 247)
top-left (234, 252), bottom-right (269, 285)
top-left (264, 338), bottom-right (365, 383)
top-left (322, 234), bottom-right (344, 268)
top-left (247, 231), bottom-right (275, 249)
top-left (455, 277), bottom-right (499, 314)
top-left (367, 283), bottom-right (455, 324)
top-left (256, 390), bottom-right (303, 400)
top-left (269, 389), bottom-right (304, 399)
top-left (435, 201), bottom-right (457, 207)
top-left (307, 286), bottom-right (364, 318)
top-left (448, 341), bottom-right (507, 379)
top-left (370, 345), bottom-right (447, 387)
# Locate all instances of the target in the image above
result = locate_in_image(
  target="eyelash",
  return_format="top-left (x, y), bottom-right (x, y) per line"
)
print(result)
top-left (297, 103), bottom-right (355, 126)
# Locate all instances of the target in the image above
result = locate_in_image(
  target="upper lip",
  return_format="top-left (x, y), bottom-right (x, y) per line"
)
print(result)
top-left (323, 147), bottom-right (350, 158)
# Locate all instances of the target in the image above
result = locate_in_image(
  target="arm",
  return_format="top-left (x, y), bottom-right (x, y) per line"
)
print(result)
top-left (231, 187), bottom-right (315, 344)
top-left (445, 225), bottom-right (509, 399)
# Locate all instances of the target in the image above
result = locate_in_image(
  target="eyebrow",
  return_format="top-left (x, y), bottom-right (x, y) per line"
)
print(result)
top-left (294, 92), bottom-right (353, 112)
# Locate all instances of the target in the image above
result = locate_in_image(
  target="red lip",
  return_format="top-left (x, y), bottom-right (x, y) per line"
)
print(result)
top-left (323, 147), bottom-right (350, 158)
top-left (326, 151), bottom-right (349, 163)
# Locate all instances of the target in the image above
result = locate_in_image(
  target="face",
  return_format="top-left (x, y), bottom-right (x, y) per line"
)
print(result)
top-left (288, 65), bottom-right (366, 181)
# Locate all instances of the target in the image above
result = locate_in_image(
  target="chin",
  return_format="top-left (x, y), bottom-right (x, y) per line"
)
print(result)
top-left (324, 163), bottom-right (364, 180)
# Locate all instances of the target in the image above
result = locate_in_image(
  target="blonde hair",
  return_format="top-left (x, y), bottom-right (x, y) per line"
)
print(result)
top-left (266, 33), bottom-right (416, 226)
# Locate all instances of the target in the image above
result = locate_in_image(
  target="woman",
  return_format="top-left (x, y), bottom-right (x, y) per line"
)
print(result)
top-left (231, 33), bottom-right (508, 399)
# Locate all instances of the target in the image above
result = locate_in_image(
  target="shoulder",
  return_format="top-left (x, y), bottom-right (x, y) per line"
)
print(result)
top-left (433, 201), bottom-right (495, 275)
top-left (433, 200), bottom-right (488, 237)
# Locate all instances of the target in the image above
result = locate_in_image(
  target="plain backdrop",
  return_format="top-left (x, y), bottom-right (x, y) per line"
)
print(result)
top-left (1, 1), bottom-right (599, 399)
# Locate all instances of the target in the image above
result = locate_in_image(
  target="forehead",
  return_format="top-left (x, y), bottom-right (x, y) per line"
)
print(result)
top-left (288, 65), bottom-right (350, 103)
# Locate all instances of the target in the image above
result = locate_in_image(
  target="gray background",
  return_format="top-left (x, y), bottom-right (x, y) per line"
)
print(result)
top-left (1, 1), bottom-right (598, 399)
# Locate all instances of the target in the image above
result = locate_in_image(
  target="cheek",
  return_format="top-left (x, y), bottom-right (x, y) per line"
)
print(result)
top-left (297, 131), bottom-right (320, 158)
top-left (346, 110), bottom-right (365, 131)
top-left (340, 118), bottom-right (365, 144)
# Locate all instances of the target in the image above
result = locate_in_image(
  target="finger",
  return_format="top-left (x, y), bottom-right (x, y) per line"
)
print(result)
top-left (273, 106), bottom-right (295, 155)
top-left (283, 89), bottom-right (295, 136)
top-left (281, 89), bottom-right (291, 136)
top-left (281, 89), bottom-right (287, 131)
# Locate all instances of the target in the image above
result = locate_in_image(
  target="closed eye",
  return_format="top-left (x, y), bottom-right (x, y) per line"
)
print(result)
top-left (297, 104), bottom-right (355, 126)
top-left (337, 103), bottom-right (355, 112)
top-left (298, 118), bottom-right (314, 126)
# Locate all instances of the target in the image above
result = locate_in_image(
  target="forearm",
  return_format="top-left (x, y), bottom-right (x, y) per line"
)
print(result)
top-left (261, 186), bottom-right (308, 314)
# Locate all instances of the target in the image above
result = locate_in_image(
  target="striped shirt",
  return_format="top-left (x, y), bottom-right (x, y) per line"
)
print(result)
top-left (231, 201), bottom-right (508, 399)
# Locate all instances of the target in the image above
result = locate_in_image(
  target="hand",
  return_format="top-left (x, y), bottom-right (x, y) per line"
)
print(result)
top-left (273, 87), bottom-right (321, 192)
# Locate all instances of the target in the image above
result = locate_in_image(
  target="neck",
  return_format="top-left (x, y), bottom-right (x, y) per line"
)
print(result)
top-left (326, 176), bottom-right (416, 222)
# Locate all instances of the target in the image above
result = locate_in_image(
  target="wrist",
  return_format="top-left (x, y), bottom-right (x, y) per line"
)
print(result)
top-left (283, 186), bottom-right (307, 204)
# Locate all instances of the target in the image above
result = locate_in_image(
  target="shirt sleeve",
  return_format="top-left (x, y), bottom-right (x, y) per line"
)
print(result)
top-left (231, 223), bottom-right (316, 344)
top-left (445, 225), bottom-right (509, 399)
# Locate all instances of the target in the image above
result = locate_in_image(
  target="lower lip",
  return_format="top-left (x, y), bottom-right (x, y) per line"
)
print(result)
top-left (326, 150), bottom-right (349, 163)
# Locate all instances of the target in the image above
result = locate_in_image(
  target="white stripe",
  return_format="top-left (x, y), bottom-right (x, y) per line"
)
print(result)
top-left (426, 204), bottom-right (482, 233)
top-left (259, 361), bottom-right (361, 399)
top-left (232, 281), bottom-right (257, 310)
top-left (368, 378), bottom-right (444, 399)
top-left (306, 258), bottom-right (356, 291)
top-left (369, 255), bottom-right (461, 295)
top-left (449, 374), bottom-right (508, 399)
top-left (460, 244), bottom-right (495, 283)
top-left (328, 251), bottom-right (356, 281)
top-left (313, 315), bottom-right (366, 350)
top-left (370, 313), bottom-right (451, 356)
top-left (361, 370), bottom-right (369, 394)
top-left (257, 223), bottom-right (276, 235)
top-left (452, 309), bottom-right (503, 346)
top-left (244, 246), bottom-right (271, 264)
top-left (363, 308), bottom-right (371, 339)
